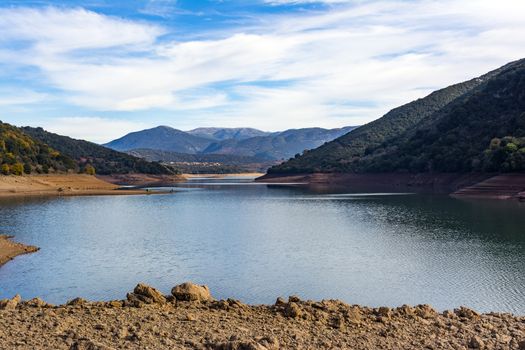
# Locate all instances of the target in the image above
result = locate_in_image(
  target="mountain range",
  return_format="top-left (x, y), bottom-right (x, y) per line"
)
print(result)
top-left (269, 58), bottom-right (525, 175)
top-left (105, 126), bottom-right (357, 161)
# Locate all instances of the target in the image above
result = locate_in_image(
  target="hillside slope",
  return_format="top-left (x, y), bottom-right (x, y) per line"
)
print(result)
top-left (187, 127), bottom-right (270, 141)
top-left (0, 121), bottom-right (75, 174)
top-left (22, 127), bottom-right (174, 175)
top-left (104, 126), bottom-right (212, 153)
top-left (203, 126), bottom-right (357, 160)
top-left (270, 59), bottom-right (525, 174)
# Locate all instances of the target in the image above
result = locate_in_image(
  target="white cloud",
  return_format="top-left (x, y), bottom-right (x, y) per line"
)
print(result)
top-left (1, 1), bottom-right (525, 136)
top-left (0, 90), bottom-right (49, 106)
top-left (0, 7), bottom-right (162, 54)
top-left (41, 117), bottom-right (149, 144)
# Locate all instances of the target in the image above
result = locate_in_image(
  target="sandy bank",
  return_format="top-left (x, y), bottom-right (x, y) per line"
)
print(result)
top-left (0, 174), bottom-right (155, 198)
top-left (0, 235), bottom-right (38, 267)
top-left (0, 282), bottom-right (523, 349)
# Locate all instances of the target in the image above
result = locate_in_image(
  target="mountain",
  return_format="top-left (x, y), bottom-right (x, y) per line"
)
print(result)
top-left (105, 125), bottom-right (358, 161)
top-left (22, 127), bottom-right (174, 175)
top-left (202, 126), bottom-right (358, 160)
top-left (129, 148), bottom-right (266, 164)
top-left (269, 59), bottom-right (525, 174)
top-left (187, 127), bottom-right (270, 141)
top-left (0, 121), bottom-right (75, 175)
top-left (128, 149), bottom-right (274, 173)
top-left (104, 126), bottom-right (212, 153)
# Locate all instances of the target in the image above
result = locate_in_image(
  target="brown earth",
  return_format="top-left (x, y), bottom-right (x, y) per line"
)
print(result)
top-left (0, 174), bottom-right (154, 197)
top-left (452, 174), bottom-right (525, 199)
top-left (257, 173), bottom-right (493, 193)
top-left (0, 235), bottom-right (39, 267)
top-left (1, 282), bottom-right (524, 350)
top-left (257, 172), bottom-right (525, 199)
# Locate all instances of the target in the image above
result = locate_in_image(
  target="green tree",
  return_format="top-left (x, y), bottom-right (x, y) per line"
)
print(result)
top-left (23, 163), bottom-right (32, 175)
top-left (11, 162), bottom-right (24, 175)
top-left (1, 164), bottom-right (9, 175)
top-left (84, 164), bottom-right (96, 175)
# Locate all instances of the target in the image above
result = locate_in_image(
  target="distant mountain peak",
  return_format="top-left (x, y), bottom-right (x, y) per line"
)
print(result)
top-left (104, 125), bottom-right (359, 161)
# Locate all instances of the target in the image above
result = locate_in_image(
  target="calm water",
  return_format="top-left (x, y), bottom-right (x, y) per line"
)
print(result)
top-left (0, 176), bottom-right (524, 314)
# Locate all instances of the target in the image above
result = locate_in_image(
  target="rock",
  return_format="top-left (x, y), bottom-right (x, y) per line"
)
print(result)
top-left (415, 304), bottom-right (436, 319)
top-left (397, 304), bottom-right (415, 316)
top-left (171, 282), bottom-right (213, 302)
top-left (134, 283), bottom-right (167, 304)
top-left (455, 306), bottom-right (479, 319)
top-left (288, 295), bottom-right (301, 303)
top-left (0, 294), bottom-right (21, 310)
top-left (106, 300), bottom-right (123, 308)
top-left (283, 302), bottom-right (302, 318)
top-left (468, 336), bottom-right (485, 349)
top-left (23, 297), bottom-right (49, 308)
top-left (67, 298), bottom-right (88, 307)
top-left (207, 338), bottom-right (278, 350)
top-left (345, 307), bottom-right (362, 325)
top-left (518, 340), bottom-right (525, 350)
top-left (375, 307), bottom-right (392, 318)
top-left (126, 283), bottom-right (167, 306)
top-left (227, 298), bottom-right (246, 309)
top-left (442, 310), bottom-right (457, 319)
top-left (274, 297), bottom-right (286, 306)
top-left (70, 338), bottom-right (113, 350)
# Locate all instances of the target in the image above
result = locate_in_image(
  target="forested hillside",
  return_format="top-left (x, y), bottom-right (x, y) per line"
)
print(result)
top-left (0, 121), bottom-right (75, 175)
top-left (270, 59), bottom-right (525, 174)
top-left (22, 127), bottom-right (175, 175)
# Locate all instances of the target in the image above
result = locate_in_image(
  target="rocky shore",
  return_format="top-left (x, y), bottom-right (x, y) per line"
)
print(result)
top-left (0, 235), bottom-right (39, 267)
top-left (1, 283), bottom-right (524, 350)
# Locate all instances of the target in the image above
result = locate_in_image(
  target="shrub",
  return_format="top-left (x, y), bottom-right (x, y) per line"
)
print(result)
top-left (23, 163), bottom-right (31, 174)
top-left (11, 162), bottom-right (24, 175)
top-left (84, 164), bottom-right (96, 175)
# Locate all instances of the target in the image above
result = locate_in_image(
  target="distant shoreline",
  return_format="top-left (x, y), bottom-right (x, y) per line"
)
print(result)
top-left (183, 172), bottom-right (264, 178)
top-left (0, 235), bottom-right (39, 268)
top-left (0, 174), bottom-right (178, 198)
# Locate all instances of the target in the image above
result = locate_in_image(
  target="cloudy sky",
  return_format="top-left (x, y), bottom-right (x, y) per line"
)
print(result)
top-left (0, 0), bottom-right (524, 143)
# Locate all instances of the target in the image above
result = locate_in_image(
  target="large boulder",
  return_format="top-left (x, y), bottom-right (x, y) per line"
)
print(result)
top-left (171, 282), bottom-right (213, 302)
top-left (0, 294), bottom-right (21, 310)
top-left (126, 283), bottom-right (167, 306)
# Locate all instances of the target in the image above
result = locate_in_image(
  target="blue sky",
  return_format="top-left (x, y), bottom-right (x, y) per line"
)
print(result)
top-left (0, 0), bottom-right (524, 143)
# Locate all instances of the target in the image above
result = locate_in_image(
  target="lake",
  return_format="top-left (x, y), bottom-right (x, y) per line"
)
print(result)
top-left (1, 176), bottom-right (524, 314)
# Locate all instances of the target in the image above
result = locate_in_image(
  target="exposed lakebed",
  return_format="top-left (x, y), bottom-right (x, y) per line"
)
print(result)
top-left (0, 176), bottom-right (524, 314)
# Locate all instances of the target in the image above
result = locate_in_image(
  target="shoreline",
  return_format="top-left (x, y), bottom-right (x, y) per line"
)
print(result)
top-left (183, 172), bottom-right (264, 178)
top-left (0, 282), bottom-right (523, 349)
top-left (0, 174), bottom-right (170, 198)
top-left (0, 235), bottom-right (39, 267)
top-left (257, 172), bottom-right (525, 199)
